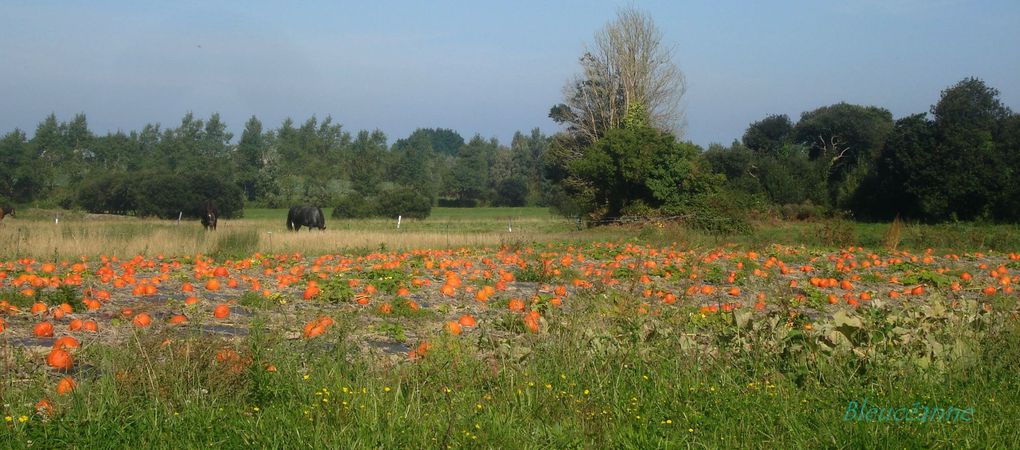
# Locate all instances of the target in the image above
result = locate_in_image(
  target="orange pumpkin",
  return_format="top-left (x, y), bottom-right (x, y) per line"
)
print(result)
top-left (508, 298), bottom-right (526, 312)
top-left (56, 376), bottom-right (76, 395)
top-left (213, 304), bottom-right (230, 319)
top-left (132, 312), bottom-right (152, 328)
top-left (523, 310), bottom-right (541, 333)
top-left (303, 323), bottom-right (326, 339)
top-left (458, 314), bottom-right (477, 327)
top-left (446, 321), bottom-right (463, 335)
top-left (205, 278), bottom-right (221, 291)
top-left (31, 302), bottom-right (48, 315)
top-left (47, 348), bottom-right (73, 371)
top-left (82, 320), bottom-right (99, 332)
top-left (53, 336), bottom-right (80, 350)
top-left (34, 321), bottom-right (55, 337)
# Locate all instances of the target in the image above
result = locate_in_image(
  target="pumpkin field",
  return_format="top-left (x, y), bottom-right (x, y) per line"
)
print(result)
top-left (1, 211), bottom-right (1019, 447)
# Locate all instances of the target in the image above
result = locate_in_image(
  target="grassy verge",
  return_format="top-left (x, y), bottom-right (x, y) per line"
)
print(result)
top-left (3, 293), bottom-right (1018, 448)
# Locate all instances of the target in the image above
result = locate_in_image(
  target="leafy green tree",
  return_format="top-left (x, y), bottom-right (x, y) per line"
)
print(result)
top-left (852, 114), bottom-right (934, 220)
top-left (394, 128), bottom-right (464, 157)
top-left (390, 130), bottom-right (439, 202)
top-left (510, 128), bottom-right (551, 205)
top-left (755, 144), bottom-right (828, 206)
top-left (742, 114), bottom-right (792, 154)
top-left (929, 78), bottom-right (1010, 221)
top-left (568, 124), bottom-right (665, 218)
top-left (348, 129), bottom-right (389, 195)
top-left (235, 116), bottom-right (269, 201)
top-left (993, 113), bottom-right (1020, 220)
top-left (65, 114), bottom-right (94, 183)
top-left (449, 135), bottom-right (493, 204)
top-left (792, 103), bottom-right (894, 207)
top-left (29, 114), bottom-right (64, 193)
top-left (854, 78), bottom-right (1012, 221)
top-left (646, 141), bottom-right (722, 212)
top-left (493, 178), bottom-right (528, 207)
top-left (0, 129), bottom-right (47, 203)
top-left (703, 141), bottom-right (760, 195)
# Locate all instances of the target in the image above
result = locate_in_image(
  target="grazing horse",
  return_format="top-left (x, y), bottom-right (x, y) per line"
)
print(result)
top-left (0, 206), bottom-right (13, 222)
top-left (287, 205), bottom-right (325, 231)
top-left (200, 201), bottom-right (218, 230)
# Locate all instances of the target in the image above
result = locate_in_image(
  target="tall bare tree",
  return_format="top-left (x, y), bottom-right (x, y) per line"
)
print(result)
top-left (550, 7), bottom-right (686, 145)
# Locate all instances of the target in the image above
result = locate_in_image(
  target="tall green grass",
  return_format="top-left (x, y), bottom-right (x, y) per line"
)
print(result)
top-left (4, 294), bottom-right (1019, 448)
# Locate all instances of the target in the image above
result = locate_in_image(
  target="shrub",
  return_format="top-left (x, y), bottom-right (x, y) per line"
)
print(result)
top-left (332, 193), bottom-right (378, 219)
top-left (332, 185), bottom-right (431, 219)
top-left (492, 178), bottom-right (528, 207)
top-left (77, 172), bottom-right (136, 215)
top-left (377, 185), bottom-right (432, 219)
top-left (814, 217), bottom-right (858, 248)
top-left (437, 198), bottom-right (478, 208)
top-left (779, 201), bottom-right (827, 221)
top-left (678, 188), bottom-right (755, 234)
top-left (77, 171), bottom-right (244, 218)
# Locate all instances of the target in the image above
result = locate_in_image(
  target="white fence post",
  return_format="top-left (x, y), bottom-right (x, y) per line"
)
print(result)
top-left (397, 215), bottom-right (402, 229)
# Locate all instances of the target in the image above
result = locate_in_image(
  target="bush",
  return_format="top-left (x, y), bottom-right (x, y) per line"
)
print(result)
top-left (377, 185), bottom-right (432, 219)
top-left (437, 198), bottom-right (478, 208)
top-left (779, 201), bottom-right (827, 221)
top-left (492, 178), bottom-right (528, 207)
top-left (619, 199), bottom-right (656, 217)
top-left (332, 193), bottom-right (377, 219)
top-left (77, 171), bottom-right (244, 218)
top-left (332, 185), bottom-right (432, 219)
top-left (77, 172), bottom-right (136, 215)
top-left (813, 218), bottom-right (858, 248)
top-left (680, 189), bottom-right (755, 234)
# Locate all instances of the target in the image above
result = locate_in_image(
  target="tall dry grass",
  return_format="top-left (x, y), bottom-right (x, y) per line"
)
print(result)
top-left (0, 217), bottom-right (580, 260)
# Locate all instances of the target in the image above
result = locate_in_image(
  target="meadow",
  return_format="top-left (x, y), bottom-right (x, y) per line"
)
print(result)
top-left (1, 208), bottom-right (1019, 448)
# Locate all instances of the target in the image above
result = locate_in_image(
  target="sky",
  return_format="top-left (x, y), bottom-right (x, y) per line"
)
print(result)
top-left (2, 0), bottom-right (1018, 148)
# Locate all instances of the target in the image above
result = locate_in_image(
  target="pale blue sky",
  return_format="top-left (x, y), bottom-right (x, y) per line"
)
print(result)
top-left (2, 0), bottom-right (1017, 147)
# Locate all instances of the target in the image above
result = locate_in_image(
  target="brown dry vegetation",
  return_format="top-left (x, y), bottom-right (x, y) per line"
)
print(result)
top-left (0, 216), bottom-right (580, 260)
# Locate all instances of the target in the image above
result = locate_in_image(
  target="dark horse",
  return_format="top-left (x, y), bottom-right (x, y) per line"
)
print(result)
top-left (287, 205), bottom-right (325, 231)
top-left (200, 201), bottom-right (218, 230)
top-left (0, 206), bottom-right (13, 222)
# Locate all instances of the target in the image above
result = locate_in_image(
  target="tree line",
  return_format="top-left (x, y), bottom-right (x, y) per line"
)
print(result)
top-left (0, 113), bottom-right (552, 219)
top-left (703, 77), bottom-right (1019, 223)
top-left (1, 77), bottom-right (1016, 226)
